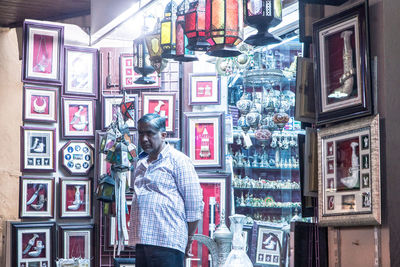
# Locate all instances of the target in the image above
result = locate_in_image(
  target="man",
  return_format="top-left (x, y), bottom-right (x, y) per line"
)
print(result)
top-left (129, 113), bottom-right (203, 267)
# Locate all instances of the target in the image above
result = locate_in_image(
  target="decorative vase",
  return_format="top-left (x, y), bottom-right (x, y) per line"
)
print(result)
top-left (272, 109), bottom-right (289, 129)
top-left (236, 92), bottom-right (252, 115)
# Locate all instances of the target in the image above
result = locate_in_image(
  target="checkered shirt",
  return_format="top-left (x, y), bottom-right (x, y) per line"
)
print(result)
top-left (128, 144), bottom-right (203, 253)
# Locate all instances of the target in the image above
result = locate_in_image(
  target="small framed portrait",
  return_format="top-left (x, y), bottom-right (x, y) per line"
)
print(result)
top-left (313, 1), bottom-right (372, 125)
top-left (114, 258), bottom-right (136, 267)
top-left (184, 112), bottom-right (225, 169)
top-left (11, 222), bottom-right (56, 267)
top-left (318, 115), bottom-right (381, 226)
top-left (63, 46), bottom-right (98, 99)
top-left (20, 126), bottom-right (56, 173)
top-left (142, 92), bottom-right (176, 132)
top-left (102, 94), bottom-right (138, 130)
top-left (294, 57), bottom-right (316, 124)
top-left (189, 73), bottom-right (220, 105)
top-left (61, 97), bottom-right (95, 139)
top-left (19, 176), bottom-right (54, 219)
top-left (23, 85), bottom-right (58, 123)
top-left (22, 21), bottom-right (64, 85)
top-left (60, 140), bottom-right (94, 176)
top-left (119, 53), bottom-right (160, 90)
top-left (59, 224), bottom-right (94, 265)
top-left (59, 178), bottom-right (92, 218)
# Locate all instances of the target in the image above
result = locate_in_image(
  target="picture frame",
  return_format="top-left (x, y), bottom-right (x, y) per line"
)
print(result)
top-left (251, 221), bottom-right (288, 267)
top-left (63, 46), bottom-right (98, 99)
top-left (59, 224), bottom-right (94, 265)
top-left (165, 138), bottom-right (181, 151)
top-left (22, 21), bottom-right (64, 85)
top-left (189, 73), bottom-right (220, 105)
top-left (61, 97), bottom-right (95, 139)
top-left (20, 126), bottom-right (56, 173)
top-left (114, 258), bottom-right (136, 267)
top-left (142, 92), bottom-right (176, 132)
top-left (119, 53), bottom-right (160, 90)
top-left (318, 114), bottom-right (381, 226)
top-left (59, 177), bottom-right (92, 218)
top-left (23, 85), bottom-right (58, 123)
top-left (189, 173), bottom-right (231, 267)
top-left (183, 112), bottom-right (225, 169)
top-left (294, 57), bottom-right (316, 124)
top-left (19, 176), bottom-right (54, 219)
top-left (102, 94), bottom-right (138, 130)
top-left (298, 0), bottom-right (324, 43)
top-left (60, 140), bottom-right (94, 176)
top-left (11, 222), bottom-right (56, 267)
top-left (313, 0), bottom-right (372, 125)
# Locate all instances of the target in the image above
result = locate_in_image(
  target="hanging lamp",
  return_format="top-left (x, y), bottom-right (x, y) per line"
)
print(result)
top-left (133, 37), bottom-right (156, 84)
top-left (145, 19), bottom-right (169, 74)
top-left (160, 1), bottom-right (177, 58)
top-left (175, 0), bottom-right (198, 61)
top-left (184, 0), bottom-right (210, 51)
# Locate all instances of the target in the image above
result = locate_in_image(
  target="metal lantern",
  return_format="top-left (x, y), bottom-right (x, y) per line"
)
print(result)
top-left (184, 0), bottom-right (210, 51)
top-left (145, 20), bottom-right (167, 74)
top-left (175, 0), bottom-right (198, 61)
top-left (205, 0), bottom-right (244, 57)
top-left (96, 174), bottom-right (115, 203)
top-left (134, 37), bottom-right (156, 84)
top-left (244, 0), bottom-right (282, 46)
top-left (160, 1), bottom-right (177, 58)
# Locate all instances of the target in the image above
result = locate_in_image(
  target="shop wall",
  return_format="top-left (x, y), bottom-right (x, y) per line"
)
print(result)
top-left (0, 27), bottom-right (23, 265)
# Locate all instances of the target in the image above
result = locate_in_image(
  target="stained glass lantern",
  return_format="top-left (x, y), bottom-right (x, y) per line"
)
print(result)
top-left (175, 0), bottom-right (198, 61)
top-left (184, 0), bottom-right (210, 51)
top-left (244, 0), bottom-right (282, 46)
top-left (205, 0), bottom-right (244, 57)
top-left (120, 91), bottom-right (136, 122)
top-left (160, 1), bottom-right (177, 59)
top-left (96, 174), bottom-right (115, 203)
top-left (134, 37), bottom-right (156, 84)
top-left (145, 20), bottom-right (166, 74)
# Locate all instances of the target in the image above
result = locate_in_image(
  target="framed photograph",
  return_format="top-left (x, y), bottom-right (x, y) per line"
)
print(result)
top-left (19, 176), bottom-right (54, 219)
top-left (183, 112), bottom-right (225, 169)
top-left (61, 97), bottom-right (95, 139)
top-left (189, 173), bottom-right (230, 267)
top-left (23, 85), bottom-right (58, 123)
top-left (59, 224), bottom-right (94, 265)
top-left (165, 138), bottom-right (181, 151)
top-left (318, 115), bottom-right (381, 226)
top-left (189, 73), bottom-right (220, 105)
top-left (59, 177), bottom-right (92, 218)
top-left (252, 222), bottom-right (288, 267)
top-left (102, 94), bottom-right (138, 130)
top-left (298, 1), bottom-right (324, 43)
top-left (63, 46), bottom-right (98, 99)
top-left (294, 57), bottom-right (316, 124)
top-left (22, 21), bottom-right (64, 85)
top-left (120, 53), bottom-right (160, 90)
top-left (11, 222), bottom-right (56, 267)
top-left (142, 92), bottom-right (176, 132)
top-left (60, 140), bottom-right (94, 176)
top-left (20, 126), bottom-right (56, 173)
top-left (314, 0), bottom-right (372, 125)
top-left (114, 258), bottom-right (136, 267)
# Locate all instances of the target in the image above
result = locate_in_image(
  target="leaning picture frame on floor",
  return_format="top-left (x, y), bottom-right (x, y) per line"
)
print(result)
top-left (59, 177), bottom-right (92, 219)
top-left (318, 115), bottom-right (381, 226)
top-left (313, 0), bottom-right (372, 125)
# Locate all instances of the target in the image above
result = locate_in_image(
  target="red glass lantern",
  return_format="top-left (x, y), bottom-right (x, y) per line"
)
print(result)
top-left (244, 0), bottom-right (282, 46)
top-left (175, 0), bottom-right (198, 61)
top-left (205, 0), bottom-right (244, 57)
top-left (184, 0), bottom-right (210, 51)
top-left (134, 37), bottom-right (156, 84)
top-left (160, 1), bottom-right (177, 58)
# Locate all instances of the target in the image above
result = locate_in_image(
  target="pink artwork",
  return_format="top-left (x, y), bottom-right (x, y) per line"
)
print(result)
top-left (148, 99), bottom-right (170, 128)
top-left (26, 183), bottom-right (48, 212)
top-left (65, 184), bottom-right (86, 212)
top-left (21, 232), bottom-right (46, 259)
top-left (194, 123), bottom-right (215, 161)
top-left (196, 81), bottom-right (213, 97)
top-left (30, 95), bottom-right (49, 115)
top-left (32, 34), bottom-right (53, 74)
top-left (68, 104), bottom-right (89, 132)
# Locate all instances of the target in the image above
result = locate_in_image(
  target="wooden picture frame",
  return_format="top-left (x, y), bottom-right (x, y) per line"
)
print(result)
top-left (23, 85), bottom-right (58, 123)
top-left (59, 177), bottom-right (92, 219)
top-left (318, 115), bottom-right (381, 226)
top-left (142, 92), bottom-right (176, 132)
top-left (61, 97), bottom-right (95, 139)
top-left (19, 176), bottom-right (54, 219)
top-left (63, 46), bottom-right (98, 99)
top-left (22, 21), bottom-right (64, 85)
top-left (59, 224), bottom-right (94, 265)
top-left (189, 73), bottom-right (220, 105)
top-left (60, 140), bottom-right (94, 176)
top-left (184, 112), bottom-right (225, 169)
top-left (102, 94), bottom-right (138, 130)
top-left (20, 126), bottom-right (56, 173)
top-left (314, 0), bottom-right (372, 125)
top-left (11, 222), bottom-right (56, 267)
top-left (294, 57), bottom-right (316, 124)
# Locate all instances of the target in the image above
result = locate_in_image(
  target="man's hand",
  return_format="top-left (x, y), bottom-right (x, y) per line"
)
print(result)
top-left (185, 236), bottom-right (194, 258)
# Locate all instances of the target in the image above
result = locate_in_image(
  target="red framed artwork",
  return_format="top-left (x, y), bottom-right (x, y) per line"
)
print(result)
top-left (61, 97), bottom-right (95, 139)
top-left (59, 178), bottom-right (92, 218)
top-left (59, 224), bottom-right (94, 265)
top-left (184, 112), bottom-right (225, 169)
top-left (23, 85), bottom-right (58, 123)
top-left (119, 53), bottom-right (160, 90)
top-left (142, 92), bottom-right (176, 132)
top-left (189, 73), bottom-right (220, 105)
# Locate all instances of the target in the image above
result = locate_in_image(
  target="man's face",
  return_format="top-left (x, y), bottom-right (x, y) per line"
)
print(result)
top-left (138, 121), bottom-right (166, 156)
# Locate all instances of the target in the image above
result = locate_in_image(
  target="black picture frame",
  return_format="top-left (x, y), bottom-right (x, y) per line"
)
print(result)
top-left (114, 257), bottom-right (136, 266)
